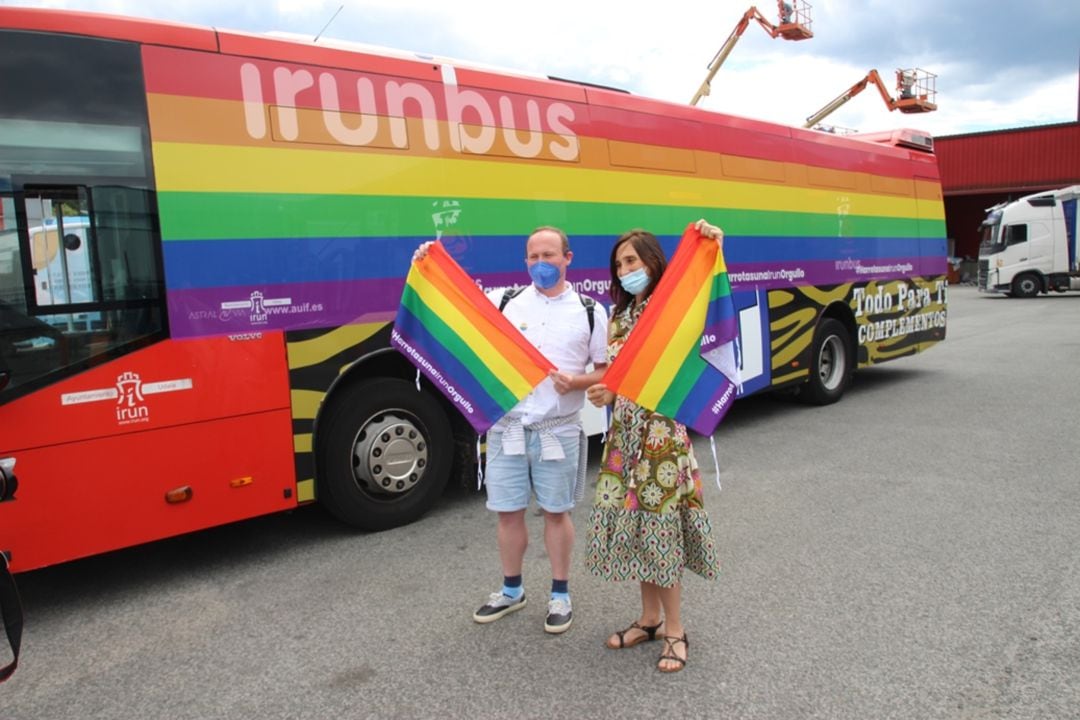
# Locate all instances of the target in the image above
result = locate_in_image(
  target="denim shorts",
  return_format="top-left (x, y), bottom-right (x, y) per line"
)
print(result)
top-left (484, 430), bottom-right (580, 513)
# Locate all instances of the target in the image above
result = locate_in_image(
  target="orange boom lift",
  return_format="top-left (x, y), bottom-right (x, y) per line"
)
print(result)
top-left (804, 68), bottom-right (938, 128)
top-left (690, 1), bottom-right (813, 106)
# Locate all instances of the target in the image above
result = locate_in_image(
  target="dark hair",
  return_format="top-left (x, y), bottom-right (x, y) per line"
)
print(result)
top-left (608, 229), bottom-right (667, 317)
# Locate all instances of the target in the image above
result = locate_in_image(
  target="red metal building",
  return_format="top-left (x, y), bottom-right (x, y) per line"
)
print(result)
top-left (933, 121), bottom-right (1080, 263)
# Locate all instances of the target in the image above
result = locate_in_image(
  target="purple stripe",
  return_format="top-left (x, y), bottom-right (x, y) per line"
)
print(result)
top-left (727, 256), bottom-right (943, 289)
top-left (166, 278), bottom-right (404, 338)
top-left (685, 375), bottom-right (739, 436)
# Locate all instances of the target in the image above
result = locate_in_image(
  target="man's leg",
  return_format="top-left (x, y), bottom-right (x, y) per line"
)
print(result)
top-left (542, 510), bottom-right (574, 582)
top-left (497, 510), bottom-right (528, 578)
top-left (474, 433), bottom-right (531, 624)
top-left (532, 432), bottom-right (580, 634)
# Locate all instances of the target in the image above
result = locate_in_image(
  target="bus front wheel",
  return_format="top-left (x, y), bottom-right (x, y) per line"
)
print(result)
top-left (799, 318), bottom-right (853, 406)
top-left (317, 378), bottom-right (452, 531)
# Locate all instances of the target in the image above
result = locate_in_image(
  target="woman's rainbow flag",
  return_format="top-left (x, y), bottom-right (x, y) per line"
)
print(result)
top-left (392, 242), bottom-right (555, 434)
top-left (603, 224), bottom-right (740, 436)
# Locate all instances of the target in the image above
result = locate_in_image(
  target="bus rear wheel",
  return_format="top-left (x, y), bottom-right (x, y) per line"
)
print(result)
top-left (317, 378), bottom-right (452, 531)
top-left (799, 318), bottom-right (853, 406)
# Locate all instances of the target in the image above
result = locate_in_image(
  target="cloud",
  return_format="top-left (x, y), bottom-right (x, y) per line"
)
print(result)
top-left (3, 0), bottom-right (1077, 136)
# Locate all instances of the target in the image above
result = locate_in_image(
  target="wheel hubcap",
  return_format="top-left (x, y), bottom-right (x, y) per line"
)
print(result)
top-left (351, 411), bottom-right (428, 496)
top-left (818, 335), bottom-right (845, 391)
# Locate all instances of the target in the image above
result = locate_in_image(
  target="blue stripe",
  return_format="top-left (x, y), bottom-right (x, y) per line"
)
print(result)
top-left (164, 234), bottom-right (936, 289)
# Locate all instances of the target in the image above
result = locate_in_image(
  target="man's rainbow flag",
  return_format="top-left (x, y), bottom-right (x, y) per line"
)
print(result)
top-left (603, 224), bottom-right (740, 436)
top-left (392, 242), bottom-right (555, 434)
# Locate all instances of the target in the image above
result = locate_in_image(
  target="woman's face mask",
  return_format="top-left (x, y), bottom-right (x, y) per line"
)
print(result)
top-left (619, 267), bottom-right (650, 295)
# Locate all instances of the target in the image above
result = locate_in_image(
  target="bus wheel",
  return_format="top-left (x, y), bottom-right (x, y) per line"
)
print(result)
top-left (317, 378), bottom-right (452, 531)
top-left (1011, 273), bottom-right (1041, 298)
top-left (799, 318), bottom-right (852, 406)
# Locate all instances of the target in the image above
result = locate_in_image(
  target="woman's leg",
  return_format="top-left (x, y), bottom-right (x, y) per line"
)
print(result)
top-left (606, 581), bottom-right (664, 648)
top-left (656, 583), bottom-right (687, 671)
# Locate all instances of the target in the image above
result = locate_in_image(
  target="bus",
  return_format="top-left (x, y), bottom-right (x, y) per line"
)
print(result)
top-left (0, 7), bottom-right (947, 572)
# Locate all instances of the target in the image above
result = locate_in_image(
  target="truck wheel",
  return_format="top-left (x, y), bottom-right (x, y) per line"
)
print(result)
top-left (1011, 273), bottom-right (1041, 298)
top-left (317, 378), bottom-right (452, 531)
top-left (799, 318), bottom-right (853, 406)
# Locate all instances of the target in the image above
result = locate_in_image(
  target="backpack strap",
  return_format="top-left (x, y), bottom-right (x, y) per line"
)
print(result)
top-left (498, 286), bottom-right (527, 312)
top-left (579, 295), bottom-right (595, 335)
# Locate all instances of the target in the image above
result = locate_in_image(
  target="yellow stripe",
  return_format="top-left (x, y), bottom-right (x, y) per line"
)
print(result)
top-left (296, 478), bottom-right (316, 503)
top-left (294, 433), bottom-right (312, 453)
top-left (407, 267), bottom-right (536, 397)
top-left (291, 389), bottom-right (324, 420)
top-left (635, 280), bottom-right (711, 409)
top-left (152, 142), bottom-right (939, 220)
top-left (287, 322), bottom-right (383, 370)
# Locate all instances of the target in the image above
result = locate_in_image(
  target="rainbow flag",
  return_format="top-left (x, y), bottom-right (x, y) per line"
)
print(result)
top-left (392, 242), bottom-right (555, 434)
top-left (603, 224), bottom-right (740, 436)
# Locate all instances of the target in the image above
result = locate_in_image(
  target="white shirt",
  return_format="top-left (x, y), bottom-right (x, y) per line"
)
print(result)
top-left (486, 284), bottom-right (609, 431)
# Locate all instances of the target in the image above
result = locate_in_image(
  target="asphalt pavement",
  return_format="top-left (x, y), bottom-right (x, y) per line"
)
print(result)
top-left (4, 284), bottom-right (1080, 719)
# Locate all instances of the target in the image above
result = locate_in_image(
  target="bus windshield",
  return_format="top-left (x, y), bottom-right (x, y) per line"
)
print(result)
top-left (0, 30), bottom-right (167, 401)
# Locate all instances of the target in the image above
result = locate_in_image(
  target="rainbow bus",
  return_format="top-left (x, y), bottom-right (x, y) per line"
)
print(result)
top-left (0, 7), bottom-right (947, 572)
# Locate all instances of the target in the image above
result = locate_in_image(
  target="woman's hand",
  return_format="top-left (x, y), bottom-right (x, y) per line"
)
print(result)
top-left (412, 240), bottom-right (435, 263)
top-left (694, 219), bottom-right (724, 250)
top-left (586, 382), bottom-right (615, 408)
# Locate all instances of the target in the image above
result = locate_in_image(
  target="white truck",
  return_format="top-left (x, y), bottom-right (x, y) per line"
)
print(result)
top-left (978, 185), bottom-right (1080, 297)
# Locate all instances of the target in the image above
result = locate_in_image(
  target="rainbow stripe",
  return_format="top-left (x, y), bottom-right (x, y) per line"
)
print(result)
top-left (392, 242), bottom-right (554, 433)
top-left (603, 225), bottom-right (739, 436)
top-left (140, 44), bottom-right (946, 340)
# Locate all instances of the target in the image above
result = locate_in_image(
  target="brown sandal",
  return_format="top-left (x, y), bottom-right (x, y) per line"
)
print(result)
top-left (606, 621), bottom-right (663, 649)
top-left (657, 633), bottom-right (689, 673)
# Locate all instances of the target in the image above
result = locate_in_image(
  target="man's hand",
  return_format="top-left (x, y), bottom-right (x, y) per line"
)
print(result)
top-left (412, 241), bottom-right (435, 263)
top-left (550, 370), bottom-right (575, 395)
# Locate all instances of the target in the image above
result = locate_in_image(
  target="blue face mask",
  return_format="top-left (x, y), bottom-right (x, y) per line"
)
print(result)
top-left (528, 261), bottom-right (561, 290)
top-left (619, 267), bottom-right (650, 295)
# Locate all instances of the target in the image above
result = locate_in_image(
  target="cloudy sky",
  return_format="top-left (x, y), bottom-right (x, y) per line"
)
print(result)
top-left (4, 0), bottom-right (1078, 136)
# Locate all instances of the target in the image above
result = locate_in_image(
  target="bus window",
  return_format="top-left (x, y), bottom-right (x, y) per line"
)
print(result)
top-left (0, 186), bottom-right (165, 401)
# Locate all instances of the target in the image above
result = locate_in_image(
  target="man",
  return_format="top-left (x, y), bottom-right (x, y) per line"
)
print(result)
top-left (414, 227), bottom-right (608, 633)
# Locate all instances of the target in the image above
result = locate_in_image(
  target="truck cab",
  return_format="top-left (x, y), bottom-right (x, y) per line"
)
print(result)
top-left (978, 186), bottom-right (1080, 297)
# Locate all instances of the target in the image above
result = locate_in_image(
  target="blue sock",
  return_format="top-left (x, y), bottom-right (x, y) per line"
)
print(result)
top-left (551, 579), bottom-right (569, 602)
top-left (502, 575), bottom-right (523, 599)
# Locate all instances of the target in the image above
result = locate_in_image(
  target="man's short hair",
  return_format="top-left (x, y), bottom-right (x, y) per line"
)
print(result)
top-left (530, 226), bottom-right (570, 254)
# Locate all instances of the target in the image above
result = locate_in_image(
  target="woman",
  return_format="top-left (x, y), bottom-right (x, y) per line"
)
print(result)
top-left (585, 219), bottom-right (724, 673)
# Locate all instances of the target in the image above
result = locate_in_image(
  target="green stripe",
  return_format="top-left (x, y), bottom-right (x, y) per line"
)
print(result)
top-left (400, 285), bottom-right (519, 411)
top-left (157, 192), bottom-right (938, 241)
top-left (711, 271), bottom-right (732, 301)
top-left (655, 350), bottom-right (705, 419)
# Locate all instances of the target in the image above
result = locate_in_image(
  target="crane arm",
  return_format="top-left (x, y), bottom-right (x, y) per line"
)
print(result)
top-left (803, 69), bottom-right (910, 128)
top-left (690, 6), bottom-right (796, 106)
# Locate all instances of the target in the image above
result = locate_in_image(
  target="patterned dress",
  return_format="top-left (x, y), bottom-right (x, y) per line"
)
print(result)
top-left (586, 296), bottom-right (721, 588)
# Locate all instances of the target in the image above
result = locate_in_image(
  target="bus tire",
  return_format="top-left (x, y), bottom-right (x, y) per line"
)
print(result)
top-left (799, 318), bottom-right (852, 406)
top-left (317, 378), bottom-right (452, 531)
top-left (1011, 273), bottom-right (1041, 298)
